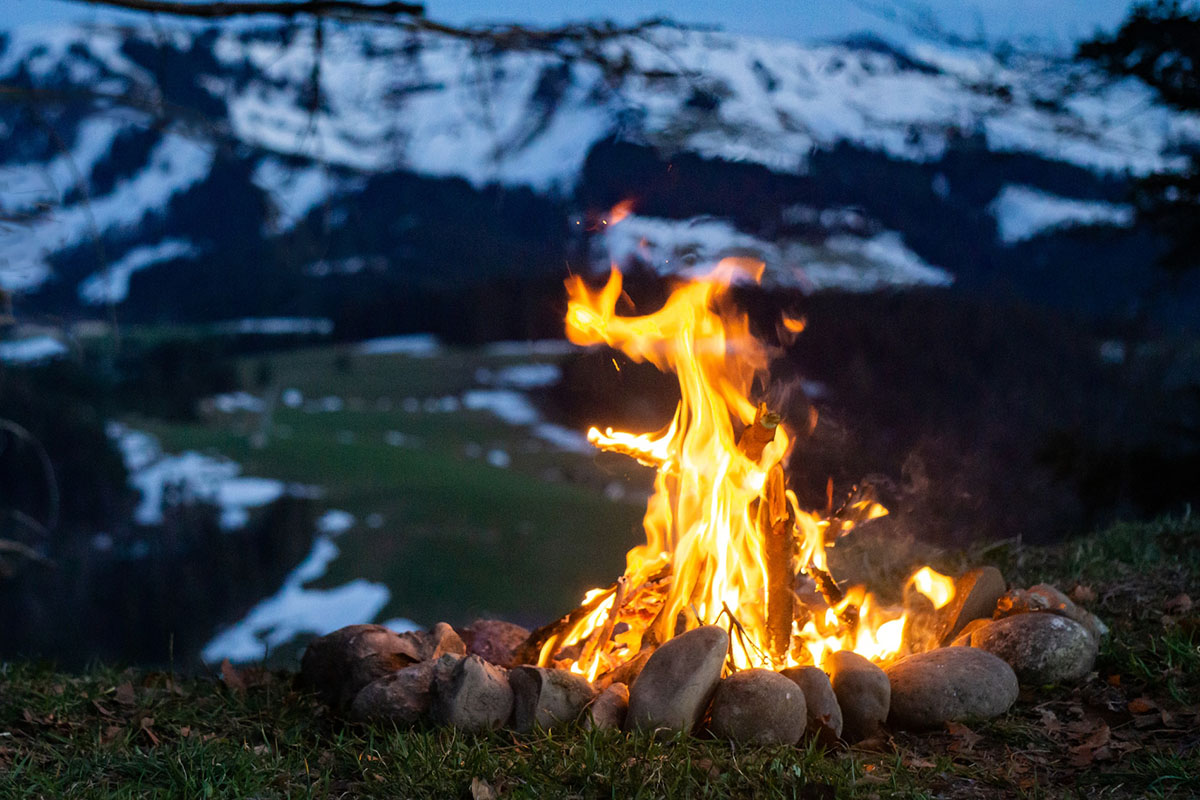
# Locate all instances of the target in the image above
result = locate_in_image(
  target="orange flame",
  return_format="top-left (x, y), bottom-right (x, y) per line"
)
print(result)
top-left (555, 262), bottom-right (952, 677)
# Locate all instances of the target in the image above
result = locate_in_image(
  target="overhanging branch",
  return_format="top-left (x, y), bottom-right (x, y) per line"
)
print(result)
top-left (61, 0), bottom-right (424, 20)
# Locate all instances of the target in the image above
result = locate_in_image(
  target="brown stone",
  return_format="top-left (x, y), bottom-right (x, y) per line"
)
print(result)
top-left (938, 567), bottom-right (1006, 645)
top-left (585, 683), bottom-right (629, 731)
top-left (781, 665), bottom-right (843, 742)
top-left (430, 622), bottom-right (467, 659)
top-left (824, 650), bottom-right (890, 743)
top-left (970, 613), bottom-right (1098, 685)
top-left (432, 655), bottom-right (514, 731)
top-left (885, 647), bottom-right (1018, 729)
top-left (625, 625), bottom-right (729, 733)
top-left (509, 667), bottom-right (597, 732)
top-left (299, 624), bottom-right (423, 709)
top-left (461, 619), bottom-right (531, 667)
top-left (708, 669), bottom-right (807, 745)
top-left (349, 661), bottom-right (434, 724)
top-left (995, 584), bottom-right (1108, 643)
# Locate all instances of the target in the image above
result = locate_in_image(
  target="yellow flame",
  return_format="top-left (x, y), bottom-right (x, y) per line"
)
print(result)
top-left (910, 566), bottom-right (956, 610)
top-left (554, 262), bottom-right (925, 677)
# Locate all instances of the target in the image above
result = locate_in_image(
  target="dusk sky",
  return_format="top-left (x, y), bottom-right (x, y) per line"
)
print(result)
top-left (7, 0), bottom-right (1136, 50)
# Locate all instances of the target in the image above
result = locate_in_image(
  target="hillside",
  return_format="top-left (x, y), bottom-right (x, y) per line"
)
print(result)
top-left (2, 21), bottom-right (1198, 333)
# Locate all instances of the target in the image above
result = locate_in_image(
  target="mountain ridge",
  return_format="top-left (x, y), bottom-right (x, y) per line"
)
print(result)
top-left (1, 19), bottom-right (1197, 330)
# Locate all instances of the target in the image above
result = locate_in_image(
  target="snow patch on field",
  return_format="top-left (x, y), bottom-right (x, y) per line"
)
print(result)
top-left (0, 336), bottom-right (68, 364)
top-left (357, 333), bottom-right (440, 357)
top-left (214, 317), bottom-right (334, 336)
top-left (107, 421), bottom-right (300, 530)
top-left (201, 526), bottom-right (390, 664)
top-left (989, 184), bottom-right (1135, 244)
top-left (483, 340), bottom-right (578, 357)
top-left (462, 389), bottom-right (540, 426)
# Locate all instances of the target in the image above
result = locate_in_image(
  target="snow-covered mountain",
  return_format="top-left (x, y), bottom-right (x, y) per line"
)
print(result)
top-left (1, 20), bottom-right (1196, 330)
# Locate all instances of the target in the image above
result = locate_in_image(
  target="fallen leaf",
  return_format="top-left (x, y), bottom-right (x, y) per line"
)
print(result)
top-left (1161, 710), bottom-right (1183, 728)
top-left (904, 756), bottom-right (937, 769)
top-left (946, 721), bottom-right (982, 753)
top-left (101, 725), bottom-right (124, 745)
top-left (470, 777), bottom-right (498, 800)
top-left (179, 726), bottom-right (191, 738)
top-left (1069, 724), bottom-right (1111, 767)
top-left (1127, 697), bottom-right (1157, 715)
top-left (1066, 717), bottom-right (1105, 738)
top-left (1039, 709), bottom-right (1064, 735)
top-left (139, 717), bottom-right (160, 747)
top-left (1071, 585), bottom-right (1097, 605)
top-left (113, 683), bottom-right (136, 706)
top-left (1106, 674), bottom-right (1122, 687)
top-left (1165, 593), bottom-right (1193, 615)
top-left (221, 659), bottom-right (247, 694)
top-left (91, 701), bottom-right (115, 718)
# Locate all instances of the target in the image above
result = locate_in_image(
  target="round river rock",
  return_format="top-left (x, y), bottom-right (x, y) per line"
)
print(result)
top-left (970, 613), bottom-right (1098, 685)
top-left (708, 669), bottom-right (807, 745)
top-left (625, 625), bottom-right (729, 733)
top-left (781, 665), bottom-right (843, 742)
top-left (825, 650), bottom-right (890, 742)
top-left (885, 647), bottom-right (1018, 729)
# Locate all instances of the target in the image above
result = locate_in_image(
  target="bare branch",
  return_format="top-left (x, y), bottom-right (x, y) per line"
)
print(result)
top-left (62, 0), bottom-right (424, 21)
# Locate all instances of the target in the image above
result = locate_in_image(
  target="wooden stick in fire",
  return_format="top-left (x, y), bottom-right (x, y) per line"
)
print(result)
top-left (576, 576), bottom-right (627, 673)
top-left (739, 403), bottom-right (794, 665)
top-left (759, 463), bottom-right (794, 665)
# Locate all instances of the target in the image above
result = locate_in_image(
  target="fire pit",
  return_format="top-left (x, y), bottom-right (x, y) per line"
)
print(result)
top-left (300, 261), bottom-right (1106, 744)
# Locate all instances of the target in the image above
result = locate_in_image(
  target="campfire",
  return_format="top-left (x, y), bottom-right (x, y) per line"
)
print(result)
top-left (520, 259), bottom-right (949, 682)
top-left (300, 262), bottom-right (1107, 744)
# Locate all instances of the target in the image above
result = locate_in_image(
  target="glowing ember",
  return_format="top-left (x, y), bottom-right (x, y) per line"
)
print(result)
top-left (546, 261), bottom-right (953, 680)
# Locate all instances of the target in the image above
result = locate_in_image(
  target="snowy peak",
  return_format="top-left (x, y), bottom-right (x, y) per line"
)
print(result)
top-left (0, 20), bottom-right (1195, 320)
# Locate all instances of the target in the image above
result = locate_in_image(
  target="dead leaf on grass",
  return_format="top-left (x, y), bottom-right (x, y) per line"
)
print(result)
top-left (113, 683), bottom-right (136, 706)
top-left (945, 722), bottom-right (982, 753)
top-left (1127, 697), bottom-right (1157, 715)
top-left (1165, 593), bottom-right (1193, 615)
top-left (903, 755), bottom-right (937, 769)
top-left (1071, 585), bottom-right (1097, 605)
top-left (1160, 710), bottom-right (1185, 728)
top-left (1039, 709), bottom-right (1064, 735)
top-left (138, 716), bottom-right (160, 747)
top-left (221, 659), bottom-right (247, 694)
top-left (470, 777), bottom-right (498, 800)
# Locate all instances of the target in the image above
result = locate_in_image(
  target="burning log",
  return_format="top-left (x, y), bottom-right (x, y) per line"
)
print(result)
top-left (737, 403), bottom-right (781, 462)
top-left (512, 583), bottom-right (619, 666)
top-left (576, 576), bottom-right (627, 673)
top-left (758, 463), bottom-right (794, 666)
top-left (512, 565), bottom-right (670, 667)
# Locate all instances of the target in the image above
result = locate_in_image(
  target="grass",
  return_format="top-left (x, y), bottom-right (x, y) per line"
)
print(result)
top-left (3, 516), bottom-right (1199, 798)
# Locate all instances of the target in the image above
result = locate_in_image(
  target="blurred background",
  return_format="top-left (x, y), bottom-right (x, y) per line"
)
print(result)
top-left (1, 0), bottom-right (1198, 669)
